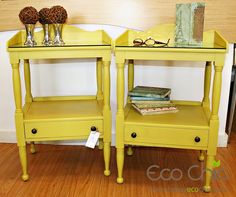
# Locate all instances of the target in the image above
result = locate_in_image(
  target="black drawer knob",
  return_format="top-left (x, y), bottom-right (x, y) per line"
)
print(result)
top-left (31, 128), bottom-right (37, 134)
top-left (131, 132), bottom-right (137, 138)
top-left (91, 126), bottom-right (97, 131)
top-left (195, 136), bottom-right (201, 143)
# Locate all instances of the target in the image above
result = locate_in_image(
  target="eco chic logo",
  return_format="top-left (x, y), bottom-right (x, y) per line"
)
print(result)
top-left (146, 160), bottom-right (225, 181)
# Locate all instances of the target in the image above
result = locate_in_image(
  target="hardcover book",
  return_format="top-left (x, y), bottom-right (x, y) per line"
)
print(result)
top-left (134, 103), bottom-right (175, 109)
top-left (131, 100), bottom-right (171, 105)
top-left (132, 104), bottom-right (178, 116)
top-left (130, 96), bottom-right (170, 101)
top-left (129, 86), bottom-right (171, 98)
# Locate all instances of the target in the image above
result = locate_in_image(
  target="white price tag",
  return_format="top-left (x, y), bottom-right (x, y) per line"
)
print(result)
top-left (85, 131), bottom-right (100, 149)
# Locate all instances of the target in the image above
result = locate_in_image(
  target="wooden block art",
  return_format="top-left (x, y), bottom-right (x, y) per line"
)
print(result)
top-left (175, 2), bottom-right (205, 46)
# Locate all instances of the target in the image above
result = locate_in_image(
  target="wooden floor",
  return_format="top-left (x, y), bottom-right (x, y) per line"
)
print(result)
top-left (1, 138), bottom-right (236, 197)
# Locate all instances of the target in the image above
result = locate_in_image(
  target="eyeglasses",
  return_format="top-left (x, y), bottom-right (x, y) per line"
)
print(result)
top-left (133, 37), bottom-right (170, 47)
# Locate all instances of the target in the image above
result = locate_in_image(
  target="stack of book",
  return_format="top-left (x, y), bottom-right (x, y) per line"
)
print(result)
top-left (129, 86), bottom-right (178, 115)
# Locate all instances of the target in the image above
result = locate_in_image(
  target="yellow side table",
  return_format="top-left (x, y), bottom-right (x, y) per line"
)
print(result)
top-left (114, 24), bottom-right (227, 192)
top-left (7, 25), bottom-right (112, 180)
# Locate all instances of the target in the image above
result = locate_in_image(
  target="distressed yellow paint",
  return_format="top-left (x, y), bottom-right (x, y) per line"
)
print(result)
top-left (7, 25), bottom-right (112, 180)
top-left (114, 24), bottom-right (227, 192)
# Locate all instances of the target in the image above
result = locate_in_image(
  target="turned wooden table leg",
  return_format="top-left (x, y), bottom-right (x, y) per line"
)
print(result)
top-left (30, 142), bottom-right (36, 154)
top-left (103, 60), bottom-right (111, 176)
top-left (203, 155), bottom-right (214, 192)
top-left (96, 58), bottom-right (105, 150)
top-left (24, 59), bottom-right (36, 154)
top-left (199, 150), bottom-right (205, 161)
top-left (127, 60), bottom-right (134, 156)
top-left (98, 138), bottom-right (104, 150)
top-left (204, 61), bottom-right (223, 192)
top-left (12, 61), bottom-right (29, 181)
top-left (116, 62), bottom-right (125, 183)
top-left (96, 58), bottom-right (103, 100)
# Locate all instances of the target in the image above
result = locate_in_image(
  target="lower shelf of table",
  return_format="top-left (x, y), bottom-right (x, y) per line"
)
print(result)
top-left (123, 102), bottom-right (210, 149)
top-left (23, 99), bottom-right (104, 141)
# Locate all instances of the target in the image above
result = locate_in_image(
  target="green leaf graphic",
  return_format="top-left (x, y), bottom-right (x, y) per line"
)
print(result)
top-left (213, 160), bottom-right (221, 168)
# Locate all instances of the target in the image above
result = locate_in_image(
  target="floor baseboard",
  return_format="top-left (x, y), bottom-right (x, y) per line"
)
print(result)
top-left (0, 131), bottom-right (17, 143)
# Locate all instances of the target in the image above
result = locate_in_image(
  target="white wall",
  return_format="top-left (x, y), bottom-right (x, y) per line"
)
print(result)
top-left (0, 24), bottom-right (233, 146)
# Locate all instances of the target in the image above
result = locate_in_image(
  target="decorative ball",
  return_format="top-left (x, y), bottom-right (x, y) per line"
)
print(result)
top-left (19, 6), bottom-right (39, 24)
top-left (39, 8), bottom-right (52, 24)
top-left (49, 5), bottom-right (67, 24)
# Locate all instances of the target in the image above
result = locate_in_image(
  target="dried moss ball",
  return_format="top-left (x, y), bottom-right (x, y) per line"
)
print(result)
top-left (49, 5), bottom-right (68, 24)
top-left (19, 6), bottom-right (39, 24)
top-left (39, 8), bottom-right (52, 24)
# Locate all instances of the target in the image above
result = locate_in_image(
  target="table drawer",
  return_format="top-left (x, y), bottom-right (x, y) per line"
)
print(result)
top-left (24, 120), bottom-right (103, 140)
top-left (124, 125), bottom-right (208, 148)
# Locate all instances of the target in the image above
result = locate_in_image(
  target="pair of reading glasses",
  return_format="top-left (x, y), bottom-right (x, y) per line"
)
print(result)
top-left (133, 37), bottom-right (170, 47)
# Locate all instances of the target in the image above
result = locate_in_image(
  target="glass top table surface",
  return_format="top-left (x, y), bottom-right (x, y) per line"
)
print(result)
top-left (115, 43), bottom-right (226, 50)
top-left (8, 42), bottom-right (111, 48)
